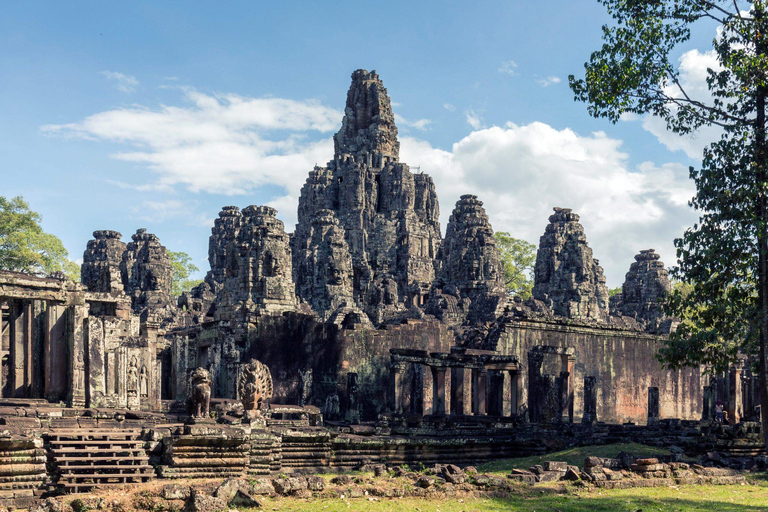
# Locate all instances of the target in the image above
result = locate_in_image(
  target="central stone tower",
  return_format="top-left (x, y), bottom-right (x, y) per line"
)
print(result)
top-left (293, 70), bottom-right (442, 325)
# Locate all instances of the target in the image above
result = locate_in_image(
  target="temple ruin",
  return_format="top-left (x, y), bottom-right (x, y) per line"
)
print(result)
top-left (0, 69), bottom-right (759, 506)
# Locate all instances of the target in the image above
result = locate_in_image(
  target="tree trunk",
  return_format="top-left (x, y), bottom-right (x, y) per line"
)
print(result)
top-left (756, 7), bottom-right (768, 449)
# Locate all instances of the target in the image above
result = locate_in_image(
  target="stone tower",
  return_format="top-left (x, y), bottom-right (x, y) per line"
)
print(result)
top-left (292, 209), bottom-right (355, 320)
top-left (121, 229), bottom-right (174, 319)
top-left (433, 195), bottom-right (507, 321)
top-left (293, 69), bottom-right (441, 325)
top-left (617, 249), bottom-right (672, 333)
top-left (532, 207), bottom-right (609, 321)
top-left (81, 230), bottom-right (127, 295)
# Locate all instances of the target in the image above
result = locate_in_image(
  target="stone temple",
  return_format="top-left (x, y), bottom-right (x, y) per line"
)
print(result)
top-left (0, 69), bottom-right (757, 504)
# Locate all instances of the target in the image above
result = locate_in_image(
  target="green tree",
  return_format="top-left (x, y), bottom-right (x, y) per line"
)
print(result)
top-left (570, 1), bottom-right (768, 446)
top-left (0, 196), bottom-right (80, 280)
top-left (169, 250), bottom-right (202, 297)
top-left (494, 231), bottom-right (536, 300)
top-left (608, 286), bottom-right (623, 298)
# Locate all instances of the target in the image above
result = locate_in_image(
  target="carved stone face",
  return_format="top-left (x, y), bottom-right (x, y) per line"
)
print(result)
top-left (327, 263), bottom-right (344, 285)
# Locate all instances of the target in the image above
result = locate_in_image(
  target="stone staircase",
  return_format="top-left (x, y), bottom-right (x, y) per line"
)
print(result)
top-left (48, 429), bottom-right (154, 492)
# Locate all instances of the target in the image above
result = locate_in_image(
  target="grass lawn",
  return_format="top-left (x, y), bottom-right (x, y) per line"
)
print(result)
top-left (255, 482), bottom-right (768, 511)
top-left (476, 442), bottom-right (672, 474)
top-left (246, 443), bottom-right (768, 511)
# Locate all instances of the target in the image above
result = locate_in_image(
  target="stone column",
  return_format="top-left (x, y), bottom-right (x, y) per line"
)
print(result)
top-left (582, 376), bottom-right (598, 424)
top-left (9, 299), bottom-right (27, 398)
top-left (561, 352), bottom-right (575, 423)
top-left (390, 362), bottom-right (406, 414)
top-left (647, 387), bottom-right (660, 425)
top-left (85, 317), bottom-right (106, 408)
top-left (728, 364), bottom-right (743, 424)
top-left (473, 369), bottom-right (488, 416)
top-left (67, 303), bottom-right (88, 408)
top-left (431, 366), bottom-right (447, 415)
top-left (702, 385), bottom-right (713, 421)
top-left (510, 371), bottom-right (523, 418)
top-left (450, 367), bottom-right (465, 415)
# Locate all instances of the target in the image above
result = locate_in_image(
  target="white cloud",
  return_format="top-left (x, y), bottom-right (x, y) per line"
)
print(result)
top-left (465, 109), bottom-right (484, 130)
top-left (400, 123), bottom-right (697, 287)
top-left (101, 71), bottom-right (139, 93)
top-left (536, 76), bottom-right (561, 87)
top-left (498, 60), bottom-right (518, 76)
top-left (395, 114), bottom-right (431, 131)
top-left (42, 88), bottom-right (340, 199)
top-left (641, 48), bottom-right (723, 159)
top-left (443, 103), bottom-right (455, 112)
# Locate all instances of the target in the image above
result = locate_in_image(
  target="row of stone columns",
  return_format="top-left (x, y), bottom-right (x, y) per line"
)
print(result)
top-left (0, 297), bottom-right (84, 405)
top-left (391, 361), bottom-right (522, 417)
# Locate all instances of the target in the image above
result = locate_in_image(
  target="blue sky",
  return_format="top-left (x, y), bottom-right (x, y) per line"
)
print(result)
top-left (1, 1), bottom-right (722, 287)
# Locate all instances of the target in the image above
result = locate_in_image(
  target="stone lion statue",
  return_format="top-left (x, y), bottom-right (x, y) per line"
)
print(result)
top-left (189, 367), bottom-right (212, 418)
top-left (238, 359), bottom-right (273, 418)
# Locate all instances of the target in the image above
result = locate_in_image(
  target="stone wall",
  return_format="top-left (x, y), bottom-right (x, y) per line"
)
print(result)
top-left (491, 318), bottom-right (703, 424)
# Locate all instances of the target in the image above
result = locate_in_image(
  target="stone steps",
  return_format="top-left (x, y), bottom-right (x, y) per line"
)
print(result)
top-left (48, 429), bottom-right (154, 492)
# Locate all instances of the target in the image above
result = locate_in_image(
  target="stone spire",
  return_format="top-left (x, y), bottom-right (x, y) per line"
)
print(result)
top-left (236, 206), bottom-right (296, 312)
top-left (532, 207), bottom-right (609, 321)
top-left (292, 209), bottom-right (355, 320)
top-left (207, 206), bottom-right (243, 289)
top-left (617, 249), bottom-right (672, 333)
top-left (439, 195), bottom-right (506, 301)
top-left (81, 230), bottom-right (126, 294)
top-left (333, 69), bottom-right (399, 167)
top-left (120, 229), bottom-right (174, 320)
top-left (429, 195), bottom-right (507, 323)
top-left (293, 69), bottom-right (441, 325)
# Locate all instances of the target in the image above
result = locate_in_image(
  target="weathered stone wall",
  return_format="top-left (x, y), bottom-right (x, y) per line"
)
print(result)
top-left (492, 319), bottom-right (703, 424)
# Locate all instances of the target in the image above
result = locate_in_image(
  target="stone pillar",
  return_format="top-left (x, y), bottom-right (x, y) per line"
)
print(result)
top-left (648, 387), bottom-right (660, 425)
top-left (68, 303), bottom-right (88, 408)
top-left (9, 299), bottom-right (28, 398)
top-left (561, 352), bottom-right (575, 423)
top-left (411, 364), bottom-right (424, 415)
top-left (582, 376), bottom-right (598, 424)
top-left (450, 367), bottom-right (464, 415)
top-left (510, 371), bottom-right (523, 418)
top-left (85, 317), bottom-right (106, 408)
top-left (431, 366), bottom-right (447, 415)
top-left (390, 362), bottom-right (406, 414)
top-left (473, 369), bottom-right (488, 416)
top-left (702, 385), bottom-right (713, 421)
top-left (728, 365), bottom-right (743, 424)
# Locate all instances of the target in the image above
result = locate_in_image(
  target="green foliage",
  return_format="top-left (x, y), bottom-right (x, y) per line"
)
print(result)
top-left (494, 232), bottom-right (536, 300)
top-left (168, 250), bottom-right (202, 297)
top-left (607, 286), bottom-right (622, 297)
top-left (570, 2), bottom-right (768, 379)
top-left (0, 195), bottom-right (80, 280)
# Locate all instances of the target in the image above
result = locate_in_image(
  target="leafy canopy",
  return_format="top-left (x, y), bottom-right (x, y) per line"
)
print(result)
top-left (494, 232), bottom-right (536, 300)
top-left (168, 250), bottom-right (202, 297)
top-left (570, 1), bottom-right (768, 374)
top-left (0, 196), bottom-right (80, 280)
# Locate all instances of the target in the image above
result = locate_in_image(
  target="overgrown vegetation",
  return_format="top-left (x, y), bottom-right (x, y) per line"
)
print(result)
top-left (169, 250), bottom-right (203, 297)
top-left (494, 231), bottom-right (536, 300)
top-left (0, 195), bottom-right (79, 280)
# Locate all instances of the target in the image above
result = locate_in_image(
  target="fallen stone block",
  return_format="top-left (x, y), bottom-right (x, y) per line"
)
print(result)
top-left (163, 484), bottom-right (192, 500)
top-left (229, 489), bottom-right (262, 508)
top-left (306, 475), bottom-right (325, 492)
top-left (543, 461), bottom-right (567, 472)
top-left (186, 490), bottom-right (226, 512)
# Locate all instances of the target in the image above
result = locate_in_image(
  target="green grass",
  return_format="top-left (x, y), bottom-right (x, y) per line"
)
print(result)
top-left (477, 442), bottom-right (672, 473)
top-left (248, 483), bottom-right (768, 511)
